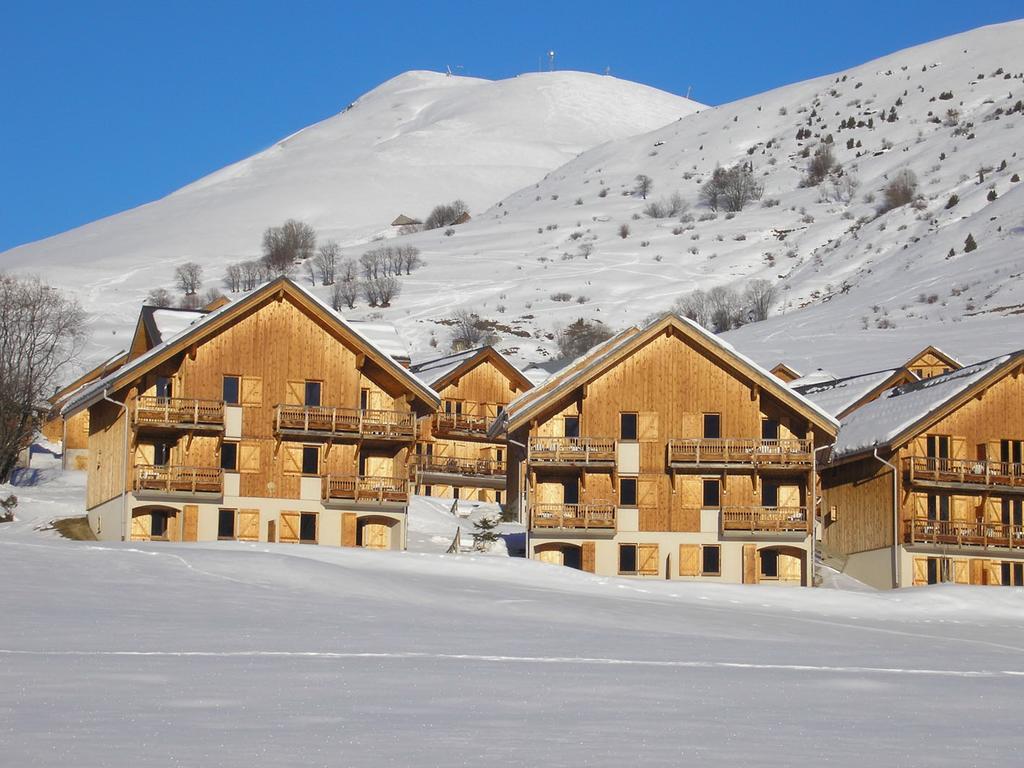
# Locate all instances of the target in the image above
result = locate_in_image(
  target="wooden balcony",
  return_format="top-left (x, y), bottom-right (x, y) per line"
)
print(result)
top-left (432, 412), bottom-right (495, 439)
top-left (274, 404), bottom-right (416, 442)
top-left (531, 502), bottom-right (616, 531)
top-left (322, 474), bottom-right (409, 506)
top-left (903, 456), bottom-right (1024, 493)
top-left (668, 438), bottom-right (813, 471)
top-left (528, 437), bottom-right (616, 467)
top-left (904, 517), bottom-right (1024, 550)
top-left (721, 506), bottom-right (809, 535)
top-left (132, 396), bottom-right (224, 432)
top-left (415, 455), bottom-right (506, 477)
top-left (134, 465), bottom-right (223, 498)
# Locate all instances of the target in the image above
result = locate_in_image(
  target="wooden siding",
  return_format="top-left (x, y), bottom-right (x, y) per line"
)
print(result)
top-left (821, 456), bottom-right (894, 556)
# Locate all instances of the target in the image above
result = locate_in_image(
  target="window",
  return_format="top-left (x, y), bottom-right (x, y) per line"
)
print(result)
top-left (1001, 439), bottom-right (1024, 465)
top-left (453, 487), bottom-right (460, 500)
top-left (155, 376), bottom-right (172, 399)
top-left (702, 478), bottom-right (720, 508)
top-left (703, 413), bottom-right (721, 439)
top-left (563, 415), bottom-right (580, 438)
top-left (761, 418), bottom-right (780, 441)
top-left (619, 544), bottom-right (637, 574)
top-left (761, 482), bottom-right (779, 507)
top-left (218, 509), bottom-right (235, 539)
top-left (299, 513), bottom-right (317, 543)
top-left (424, 485), bottom-right (432, 497)
top-left (495, 490), bottom-right (503, 505)
top-left (1001, 561), bottom-right (1024, 586)
top-left (495, 448), bottom-right (504, 463)
top-left (360, 389), bottom-right (369, 409)
top-left (222, 375), bottom-right (240, 405)
top-left (701, 545), bottom-right (721, 576)
top-left (304, 381), bottom-right (322, 407)
top-left (562, 479), bottom-right (579, 505)
top-left (220, 442), bottom-right (238, 471)
top-left (301, 446), bottom-right (319, 475)
top-left (153, 442), bottom-right (172, 467)
top-left (150, 511), bottom-right (168, 539)
top-left (926, 435), bottom-right (951, 460)
top-left (620, 412), bottom-right (638, 441)
top-left (927, 494), bottom-right (950, 522)
top-left (760, 549), bottom-right (779, 579)
top-left (619, 477), bottom-right (637, 506)
top-left (618, 543), bottom-right (658, 575)
top-left (1002, 499), bottom-right (1023, 527)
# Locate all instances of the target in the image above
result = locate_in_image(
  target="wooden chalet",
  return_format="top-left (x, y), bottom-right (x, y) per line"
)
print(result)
top-left (62, 278), bottom-right (438, 550)
top-left (495, 314), bottom-right (838, 585)
top-left (409, 347), bottom-right (532, 506)
top-left (822, 351), bottom-right (1024, 589)
top-left (903, 345), bottom-right (961, 380)
top-left (391, 214), bottom-right (422, 227)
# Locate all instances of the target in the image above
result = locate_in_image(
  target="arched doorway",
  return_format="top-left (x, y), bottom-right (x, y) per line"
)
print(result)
top-left (533, 542), bottom-right (583, 570)
top-left (357, 516), bottom-right (398, 550)
top-left (757, 545), bottom-right (806, 585)
top-left (131, 506), bottom-right (178, 541)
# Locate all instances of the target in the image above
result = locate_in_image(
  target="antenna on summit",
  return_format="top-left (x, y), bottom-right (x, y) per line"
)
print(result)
top-left (686, 85), bottom-right (692, 99)
top-left (548, 50), bottom-right (556, 71)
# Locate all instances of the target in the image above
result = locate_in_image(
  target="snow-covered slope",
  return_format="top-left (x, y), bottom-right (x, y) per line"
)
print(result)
top-left (0, 70), bottom-right (700, 362)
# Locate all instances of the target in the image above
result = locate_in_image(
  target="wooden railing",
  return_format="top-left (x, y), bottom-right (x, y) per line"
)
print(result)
top-left (904, 516), bottom-right (1024, 550)
top-left (432, 412), bottom-right (494, 437)
top-left (275, 404), bottom-right (416, 440)
top-left (134, 465), bottom-right (223, 496)
top-left (322, 474), bottom-right (409, 504)
top-left (528, 437), bottom-right (616, 464)
top-left (415, 455), bottom-right (506, 477)
top-left (903, 456), bottom-right (1024, 490)
top-left (133, 396), bottom-right (224, 429)
top-left (721, 506), bottom-right (809, 533)
top-left (531, 502), bottom-right (616, 530)
top-left (669, 438), bottom-right (813, 467)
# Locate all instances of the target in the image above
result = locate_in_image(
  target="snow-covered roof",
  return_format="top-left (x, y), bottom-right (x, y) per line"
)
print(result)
top-left (148, 308), bottom-right (206, 345)
top-left (349, 320), bottom-right (411, 364)
top-left (793, 368), bottom-right (910, 418)
top-left (63, 278), bottom-right (438, 416)
top-left (832, 353), bottom-right (1022, 459)
top-left (409, 348), bottom-right (482, 386)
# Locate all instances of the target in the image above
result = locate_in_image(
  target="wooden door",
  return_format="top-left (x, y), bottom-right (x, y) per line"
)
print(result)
top-left (279, 512), bottom-right (300, 543)
top-left (131, 511), bottom-right (151, 541)
top-left (742, 543), bottom-right (758, 584)
top-left (182, 505), bottom-right (199, 542)
top-left (363, 521), bottom-right (390, 550)
top-left (581, 541), bottom-right (596, 573)
top-left (912, 557), bottom-right (929, 586)
top-left (778, 552), bottom-right (802, 582)
top-left (341, 513), bottom-right (357, 547)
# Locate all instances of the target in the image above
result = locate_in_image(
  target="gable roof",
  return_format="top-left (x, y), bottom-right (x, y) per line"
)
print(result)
top-left (349, 320), bottom-right (411, 366)
top-left (904, 344), bottom-right (961, 371)
top-left (831, 351), bottom-right (1024, 461)
top-left (497, 314), bottom-right (839, 436)
top-left (48, 350), bottom-right (129, 409)
top-left (63, 278), bottom-right (439, 416)
top-left (792, 367), bottom-right (917, 419)
top-left (770, 362), bottom-right (802, 382)
top-left (410, 346), bottom-right (533, 392)
top-left (391, 214), bottom-right (421, 226)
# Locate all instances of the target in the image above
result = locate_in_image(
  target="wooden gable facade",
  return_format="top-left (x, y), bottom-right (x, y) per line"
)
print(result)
top-left (70, 278), bottom-right (437, 549)
top-left (502, 315), bottom-right (837, 585)
top-left (904, 346), bottom-right (961, 380)
top-left (821, 353), bottom-right (1024, 589)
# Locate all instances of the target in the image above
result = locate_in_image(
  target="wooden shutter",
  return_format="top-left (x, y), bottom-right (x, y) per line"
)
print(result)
top-left (637, 476), bottom-right (659, 508)
top-left (984, 498), bottom-right (1001, 524)
top-left (778, 484), bottom-right (801, 508)
top-left (282, 445), bottom-right (303, 475)
top-left (582, 541), bottom-right (596, 573)
top-left (131, 512), bottom-right (150, 541)
top-left (970, 558), bottom-right (986, 585)
top-left (953, 559), bottom-right (969, 584)
top-left (637, 543), bottom-right (659, 575)
top-left (985, 560), bottom-right (1002, 585)
top-left (134, 443), bottom-right (155, 466)
top-left (237, 510), bottom-right (259, 541)
top-left (182, 505), bottom-right (199, 542)
top-left (985, 441), bottom-right (1001, 462)
top-left (779, 552), bottom-right (802, 582)
top-left (912, 557), bottom-right (929, 586)
top-left (239, 442), bottom-right (260, 474)
top-left (285, 381), bottom-right (304, 406)
top-left (341, 513), bottom-right (357, 547)
top-left (678, 544), bottom-right (700, 577)
top-left (638, 412), bottom-right (659, 442)
top-left (742, 543), bottom-right (758, 584)
top-left (364, 455), bottom-right (392, 478)
top-left (536, 549), bottom-right (563, 565)
top-left (952, 496), bottom-right (969, 522)
top-left (364, 522), bottom-right (389, 549)
top-left (279, 512), bottom-right (300, 543)
top-left (951, 437), bottom-right (967, 460)
top-left (913, 494), bottom-right (928, 517)
top-left (240, 376), bottom-right (262, 406)
top-left (671, 505), bottom-right (701, 533)
top-left (166, 512), bottom-right (180, 542)
top-left (911, 435), bottom-right (928, 456)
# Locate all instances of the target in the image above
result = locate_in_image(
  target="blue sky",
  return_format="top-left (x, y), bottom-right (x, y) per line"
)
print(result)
top-left (1, 1), bottom-right (1020, 253)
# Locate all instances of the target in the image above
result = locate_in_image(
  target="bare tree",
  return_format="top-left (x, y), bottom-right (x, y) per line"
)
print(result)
top-left (878, 169), bottom-right (919, 213)
top-left (555, 318), bottom-right (614, 360)
top-left (146, 287), bottom-right (175, 307)
top-left (743, 279), bottom-right (777, 322)
top-left (201, 287), bottom-right (225, 307)
top-left (332, 279), bottom-right (360, 310)
top-left (634, 174), bottom-right (654, 200)
top-left (0, 275), bottom-right (86, 482)
top-left (338, 258), bottom-right (358, 284)
top-left (174, 262), bottom-right (203, 295)
top-left (262, 219), bottom-right (317, 275)
top-left (374, 275), bottom-right (401, 307)
top-left (359, 248), bottom-right (383, 280)
top-left (314, 241), bottom-right (340, 285)
top-left (239, 260), bottom-right (263, 291)
top-left (396, 245), bottom-right (422, 275)
top-left (423, 200), bottom-right (469, 230)
top-left (449, 309), bottom-right (497, 351)
top-left (708, 286), bottom-right (744, 331)
top-left (672, 290), bottom-right (712, 328)
top-left (801, 143), bottom-right (840, 187)
top-left (223, 264), bottom-right (242, 292)
top-left (700, 164), bottom-right (763, 212)
top-left (362, 278), bottom-right (380, 307)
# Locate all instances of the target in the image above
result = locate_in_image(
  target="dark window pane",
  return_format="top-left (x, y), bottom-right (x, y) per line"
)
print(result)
top-left (762, 482), bottom-right (779, 507)
top-left (220, 442), bottom-right (238, 471)
top-left (218, 509), bottom-right (235, 538)
top-left (564, 416), bottom-right (580, 438)
top-left (761, 549), bottom-right (779, 578)
top-left (761, 419), bottom-right (780, 440)
top-left (620, 478), bottom-right (637, 506)
top-left (1014, 563), bottom-right (1023, 586)
top-left (703, 414), bottom-right (721, 439)
top-left (151, 512), bottom-right (167, 538)
top-left (619, 544), bottom-right (637, 573)
top-left (153, 442), bottom-right (171, 467)
top-left (222, 376), bottom-right (240, 405)
top-left (563, 480), bottom-right (579, 505)
top-left (302, 446), bottom-right (319, 475)
top-left (702, 546), bottom-right (720, 575)
top-left (299, 513), bottom-right (317, 542)
top-left (155, 377), bottom-right (172, 399)
top-left (702, 479), bottom-right (720, 507)
top-left (563, 547), bottom-right (582, 570)
top-left (1001, 562), bottom-right (1011, 587)
top-left (927, 558), bottom-right (938, 585)
top-left (620, 413), bottom-right (638, 441)
top-left (304, 381), bottom-right (321, 407)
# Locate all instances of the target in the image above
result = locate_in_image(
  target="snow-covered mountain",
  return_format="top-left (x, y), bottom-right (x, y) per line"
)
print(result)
top-left (0, 70), bottom-right (699, 361)
top-left (5, 21), bottom-right (1024, 377)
